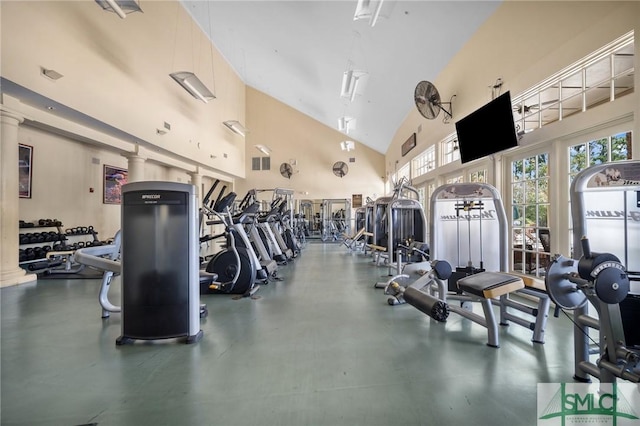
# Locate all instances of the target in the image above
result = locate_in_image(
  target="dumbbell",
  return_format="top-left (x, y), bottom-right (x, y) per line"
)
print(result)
top-left (24, 248), bottom-right (36, 261)
top-left (33, 247), bottom-right (45, 259)
top-left (19, 249), bottom-right (27, 262)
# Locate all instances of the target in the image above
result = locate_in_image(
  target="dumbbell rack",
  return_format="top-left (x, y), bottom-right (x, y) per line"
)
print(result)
top-left (19, 221), bottom-right (65, 267)
top-left (18, 221), bottom-right (102, 274)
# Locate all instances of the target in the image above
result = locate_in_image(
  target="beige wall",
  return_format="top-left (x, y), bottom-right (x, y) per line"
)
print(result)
top-left (1, 0), bottom-right (246, 178)
top-left (17, 125), bottom-right (194, 239)
top-left (236, 87), bottom-right (385, 202)
top-left (387, 1), bottom-right (640, 181)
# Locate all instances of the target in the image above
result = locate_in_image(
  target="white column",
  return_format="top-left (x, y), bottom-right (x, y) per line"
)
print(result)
top-left (188, 168), bottom-right (202, 200)
top-left (124, 154), bottom-right (147, 183)
top-left (0, 108), bottom-right (37, 287)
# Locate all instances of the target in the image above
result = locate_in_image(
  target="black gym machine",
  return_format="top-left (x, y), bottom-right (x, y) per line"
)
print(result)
top-left (199, 181), bottom-right (262, 297)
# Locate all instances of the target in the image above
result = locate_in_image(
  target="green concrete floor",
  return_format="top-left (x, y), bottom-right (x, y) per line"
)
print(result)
top-left (1, 242), bottom-right (576, 426)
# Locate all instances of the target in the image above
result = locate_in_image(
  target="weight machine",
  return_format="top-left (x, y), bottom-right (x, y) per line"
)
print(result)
top-left (428, 182), bottom-right (550, 345)
top-left (370, 178), bottom-right (427, 266)
top-left (321, 199), bottom-right (351, 242)
top-left (546, 160), bottom-right (640, 383)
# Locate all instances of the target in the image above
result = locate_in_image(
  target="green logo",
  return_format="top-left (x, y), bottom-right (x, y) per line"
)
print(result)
top-left (538, 383), bottom-right (639, 425)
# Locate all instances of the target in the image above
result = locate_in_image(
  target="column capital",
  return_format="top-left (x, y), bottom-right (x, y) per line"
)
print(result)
top-left (188, 166), bottom-right (201, 178)
top-left (122, 144), bottom-right (148, 161)
top-left (0, 105), bottom-right (25, 124)
top-left (123, 153), bottom-right (148, 162)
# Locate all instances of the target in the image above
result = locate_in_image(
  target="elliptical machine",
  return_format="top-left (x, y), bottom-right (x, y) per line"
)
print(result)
top-left (202, 191), bottom-right (260, 297)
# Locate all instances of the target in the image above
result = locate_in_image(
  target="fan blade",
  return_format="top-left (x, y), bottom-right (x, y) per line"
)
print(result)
top-left (415, 81), bottom-right (442, 120)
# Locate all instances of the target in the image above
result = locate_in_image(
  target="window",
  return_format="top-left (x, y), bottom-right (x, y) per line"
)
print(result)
top-left (441, 136), bottom-right (460, 165)
top-left (446, 175), bottom-right (463, 184)
top-left (511, 153), bottom-right (550, 277)
top-left (412, 145), bottom-right (436, 178)
top-left (396, 163), bottom-right (410, 183)
top-left (469, 169), bottom-right (487, 183)
top-left (512, 32), bottom-right (634, 135)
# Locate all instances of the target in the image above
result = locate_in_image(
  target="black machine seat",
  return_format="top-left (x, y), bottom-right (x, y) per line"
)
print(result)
top-left (457, 271), bottom-right (524, 299)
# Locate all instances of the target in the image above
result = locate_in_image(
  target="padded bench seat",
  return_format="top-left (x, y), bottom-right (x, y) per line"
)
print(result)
top-left (511, 272), bottom-right (546, 291)
top-left (457, 272), bottom-right (524, 299)
top-left (367, 244), bottom-right (387, 252)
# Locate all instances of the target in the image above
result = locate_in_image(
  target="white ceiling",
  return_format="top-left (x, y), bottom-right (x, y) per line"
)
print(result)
top-left (183, 0), bottom-right (501, 154)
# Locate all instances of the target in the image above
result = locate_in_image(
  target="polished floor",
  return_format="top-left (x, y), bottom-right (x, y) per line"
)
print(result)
top-left (1, 242), bottom-right (577, 426)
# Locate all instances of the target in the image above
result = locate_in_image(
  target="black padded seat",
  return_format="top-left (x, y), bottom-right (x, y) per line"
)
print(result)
top-left (457, 271), bottom-right (524, 299)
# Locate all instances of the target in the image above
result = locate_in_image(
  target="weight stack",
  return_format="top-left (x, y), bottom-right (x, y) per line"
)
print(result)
top-left (117, 181), bottom-right (202, 345)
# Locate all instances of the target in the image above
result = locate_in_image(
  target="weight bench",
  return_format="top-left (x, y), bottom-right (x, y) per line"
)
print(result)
top-left (496, 273), bottom-right (551, 344)
top-left (435, 271), bottom-right (525, 347)
top-left (367, 244), bottom-right (388, 265)
top-left (342, 227), bottom-right (367, 251)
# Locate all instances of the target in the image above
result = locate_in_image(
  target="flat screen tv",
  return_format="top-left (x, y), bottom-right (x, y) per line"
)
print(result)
top-left (454, 91), bottom-right (518, 164)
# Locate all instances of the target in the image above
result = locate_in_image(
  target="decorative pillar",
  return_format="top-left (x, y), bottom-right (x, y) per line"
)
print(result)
top-left (124, 150), bottom-right (147, 183)
top-left (188, 167), bottom-right (202, 201)
top-left (0, 107), bottom-right (36, 287)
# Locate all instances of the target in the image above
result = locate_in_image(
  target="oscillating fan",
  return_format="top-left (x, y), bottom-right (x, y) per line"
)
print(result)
top-left (279, 163), bottom-right (293, 179)
top-left (414, 81), bottom-right (453, 120)
top-left (332, 161), bottom-right (349, 178)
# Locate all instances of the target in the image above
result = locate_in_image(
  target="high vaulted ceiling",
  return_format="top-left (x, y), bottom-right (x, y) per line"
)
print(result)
top-left (183, 1), bottom-right (501, 154)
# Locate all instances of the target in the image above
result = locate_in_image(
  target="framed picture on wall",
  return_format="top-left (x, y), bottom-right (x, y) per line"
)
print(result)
top-left (103, 165), bottom-right (128, 204)
top-left (19, 144), bottom-right (33, 198)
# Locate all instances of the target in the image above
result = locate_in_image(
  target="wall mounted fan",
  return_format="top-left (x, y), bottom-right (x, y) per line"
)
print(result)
top-left (332, 161), bottom-right (349, 178)
top-left (280, 162), bottom-right (294, 179)
top-left (414, 81), bottom-right (453, 120)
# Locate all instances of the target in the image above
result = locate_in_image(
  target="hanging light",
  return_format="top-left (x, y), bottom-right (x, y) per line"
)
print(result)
top-left (169, 2), bottom-right (216, 103)
top-left (353, 0), bottom-right (384, 27)
top-left (340, 141), bottom-right (355, 152)
top-left (170, 72), bottom-right (216, 103)
top-left (94, 0), bottom-right (142, 19)
top-left (340, 69), bottom-right (367, 102)
top-left (224, 120), bottom-right (248, 137)
top-left (338, 116), bottom-right (355, 134)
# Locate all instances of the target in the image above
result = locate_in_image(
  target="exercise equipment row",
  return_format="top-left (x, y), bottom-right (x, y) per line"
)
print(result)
top-left (373, 182), bottom-right (550, 347)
